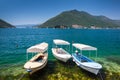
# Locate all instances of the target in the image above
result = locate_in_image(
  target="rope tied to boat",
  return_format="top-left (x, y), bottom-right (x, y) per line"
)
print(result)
top-left (18, 73), bottom-right (26, 80)
top-left (98, 71), bottom-right (104, 80)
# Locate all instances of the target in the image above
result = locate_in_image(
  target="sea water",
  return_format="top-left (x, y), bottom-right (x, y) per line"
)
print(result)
top-left (0, 28), bottom-right (120, 68)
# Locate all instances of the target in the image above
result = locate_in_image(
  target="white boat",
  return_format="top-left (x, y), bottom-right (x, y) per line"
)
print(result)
top-left (52, 39), bottom-right (71, 62)
top-left (24, 42), bottom-right (48, 74)
top-left (72, 43), bottom-right (102, 75)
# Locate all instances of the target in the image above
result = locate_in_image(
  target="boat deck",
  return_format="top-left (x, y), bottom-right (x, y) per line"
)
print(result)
top-left (72, 53), bottom-right (93, 62)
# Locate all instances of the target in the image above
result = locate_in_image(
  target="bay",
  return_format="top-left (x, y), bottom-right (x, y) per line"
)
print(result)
top-left (0, 28), bottom-right (120, 68)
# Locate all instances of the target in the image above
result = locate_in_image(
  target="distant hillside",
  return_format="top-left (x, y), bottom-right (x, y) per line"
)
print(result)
top-left (113, 20), bottom-right (120, 26)
top-left (38, 10), bottom-right (120, 28)
top-left (0, 19), bottom-right (15, 28)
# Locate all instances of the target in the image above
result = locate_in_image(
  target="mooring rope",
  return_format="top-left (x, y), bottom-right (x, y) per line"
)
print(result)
top-left (18, 73), bottom-right (27, 80)
top-left (98, 71), bottom-right (104, 80)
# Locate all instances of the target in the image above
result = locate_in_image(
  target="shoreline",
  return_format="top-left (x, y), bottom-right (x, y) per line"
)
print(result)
top-left (1, 27), bottom-right (120, 29)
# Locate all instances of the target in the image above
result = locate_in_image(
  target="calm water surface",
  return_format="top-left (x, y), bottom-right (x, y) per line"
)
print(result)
top-left (0, 28), bottom-right (120, 67)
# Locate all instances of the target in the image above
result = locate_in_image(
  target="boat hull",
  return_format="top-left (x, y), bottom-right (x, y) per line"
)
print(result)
top-left (52, 48), bottom-right (71, 62)
top-left (80, 63), bottom-right (99, 75)
top-left (28, 59), bottom-right (47, 74)
top-left (72, 54), bottom-right (102, 75)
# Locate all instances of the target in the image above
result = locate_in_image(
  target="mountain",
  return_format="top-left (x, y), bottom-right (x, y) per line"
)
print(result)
top-left (0, 19), bottom-right (15, 28)
top-left (38, 10), bottom-right (120, 28)
top-left (113, 20), bottom-right (120, 26)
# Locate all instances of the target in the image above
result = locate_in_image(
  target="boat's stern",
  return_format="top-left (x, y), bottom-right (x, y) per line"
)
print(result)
top-left (82, 62), bottom-right (102, 69)
top-left (81, 62), bottom-right (102, 75)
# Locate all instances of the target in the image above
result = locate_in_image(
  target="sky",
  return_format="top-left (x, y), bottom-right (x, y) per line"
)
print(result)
top-left (0, 0), bottom-right (120, 25)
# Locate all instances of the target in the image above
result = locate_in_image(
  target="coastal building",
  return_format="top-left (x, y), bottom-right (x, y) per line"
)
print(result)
top-left (72, 24), bottom-right (83, 29)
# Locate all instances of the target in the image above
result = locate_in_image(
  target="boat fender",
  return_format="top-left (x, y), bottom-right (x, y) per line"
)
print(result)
top-left (27, 68), bottom-right (32, 72)
top-left (27, 67), bottom-right (32, 72)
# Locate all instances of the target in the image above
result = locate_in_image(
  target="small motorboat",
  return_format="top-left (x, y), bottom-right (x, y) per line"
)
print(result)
top-left (24, 42), bottom-right (48, 74)
top-left (72, 43), bottom-right (102, 75)
top-left (52, 39), bottom-right (71, 62)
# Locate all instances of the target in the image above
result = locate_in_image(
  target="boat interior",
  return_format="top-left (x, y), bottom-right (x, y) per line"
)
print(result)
top-left (73, 54), bottom-right (93, 62)
top-left (55, 48), bottom-right (68, 54)
top-left (29, 53), bottom-right (46, 62)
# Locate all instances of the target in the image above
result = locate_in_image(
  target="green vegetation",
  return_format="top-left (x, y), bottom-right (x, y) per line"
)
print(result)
top-left (0, 19), bottom-right (15, 28)
top-left (113, 20), bottom-right (120, 26)
top-left (38, 10), bottom-right (120, 28)
top-left (0, 56), bottom-right (120, 80)
top-left (106, 55), bottom-right (120, 65)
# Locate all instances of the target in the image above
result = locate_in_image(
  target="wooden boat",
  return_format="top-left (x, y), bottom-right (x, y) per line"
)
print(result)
top-left (52, 39), bottom-right (71, 62)
top-left (72, 43), bottom-right (102, 75)
top-left (24, 42), bottom-right (48, 74)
